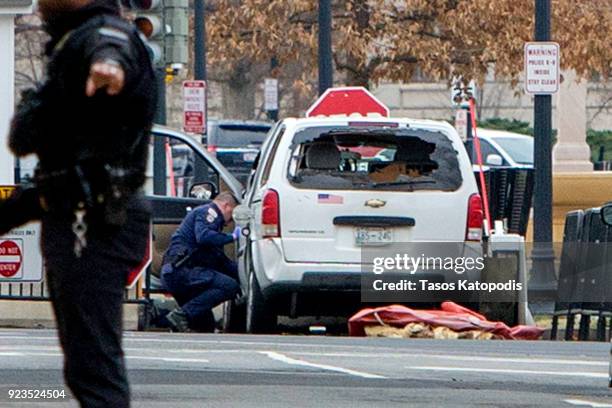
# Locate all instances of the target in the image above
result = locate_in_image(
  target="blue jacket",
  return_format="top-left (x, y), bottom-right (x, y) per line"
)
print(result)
top-left (164, 202), bottom-right (236, 277)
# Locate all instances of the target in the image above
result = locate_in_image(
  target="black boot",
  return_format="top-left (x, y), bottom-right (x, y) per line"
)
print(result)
top-left (165, 307), bottom-right (190, 332)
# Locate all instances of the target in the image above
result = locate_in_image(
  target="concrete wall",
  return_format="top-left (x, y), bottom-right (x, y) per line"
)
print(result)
top-left (0, 300), bottom-right (140, 330)
top-left (372, 79), bottom-right (612, 130)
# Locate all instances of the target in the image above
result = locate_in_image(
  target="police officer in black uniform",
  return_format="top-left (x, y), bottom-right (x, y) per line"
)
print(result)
top-left (6, 0), bottom-right (156, 406)
top-left (161, 192), bottom-right (241, 332)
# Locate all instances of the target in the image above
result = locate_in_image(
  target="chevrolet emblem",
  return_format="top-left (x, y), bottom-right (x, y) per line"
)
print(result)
top-left (365, 199), bottom-right (386, 208)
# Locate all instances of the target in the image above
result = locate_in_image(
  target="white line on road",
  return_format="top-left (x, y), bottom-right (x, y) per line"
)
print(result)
top-left (126, 356), bottom-right (210, 364)
top-left (261, 351), bottom-right (386, 379)
top-left (0, 334), bottom-right (608, 359)
top-left (0, 345), bottom-right (606, 367)
top-left (0, 351), bottom-right (62, 357)
top-left (291, 352), bottom-right (608, 366)
top-left (408, 366), bottom-right (608, 379)
top-left (564, 399), bottom-right (612, 407)
top-left (0, 350), bottom-right (210, 364)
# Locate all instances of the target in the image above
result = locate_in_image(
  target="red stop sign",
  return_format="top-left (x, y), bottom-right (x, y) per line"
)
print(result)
top-left (306, 86), bottom-right (389, 118)
top-left (0, 240), bottom-right (22, 278)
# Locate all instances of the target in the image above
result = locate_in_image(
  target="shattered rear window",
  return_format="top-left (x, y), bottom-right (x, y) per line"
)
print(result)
top-left (287, 127), bottom-right (462, 192)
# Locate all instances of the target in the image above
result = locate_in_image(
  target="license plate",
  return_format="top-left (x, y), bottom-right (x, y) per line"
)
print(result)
top-left (355, 227), bottom-right (392, 246)
top-left (243, 152), bottom-right (257, 162)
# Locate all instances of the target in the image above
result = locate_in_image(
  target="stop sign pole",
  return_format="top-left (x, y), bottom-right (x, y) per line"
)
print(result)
top-left (318, 0), bottom-right (333, 95)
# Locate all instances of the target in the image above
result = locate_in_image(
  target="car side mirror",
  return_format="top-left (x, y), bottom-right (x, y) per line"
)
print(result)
top-left (486, 154), bottom-right (503, 166)
top-left (601, 204), bottom-right (612, 226)
top-left (189, 182), bottom-right (217, 200)
top-left (233, 204), bottom-right (252, 227)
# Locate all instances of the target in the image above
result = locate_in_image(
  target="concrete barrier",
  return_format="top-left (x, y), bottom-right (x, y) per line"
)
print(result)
top-left (0, 300), bottom-right (140, 330)
top-left (526, 172), bottom-right (612, 242)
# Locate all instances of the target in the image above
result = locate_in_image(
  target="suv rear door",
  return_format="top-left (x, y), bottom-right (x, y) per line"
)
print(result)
top-left (277, 125), bottom-right (474, 264)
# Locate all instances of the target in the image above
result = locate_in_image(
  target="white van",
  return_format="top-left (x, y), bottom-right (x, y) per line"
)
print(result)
top-left (229, 108), bottom-right (484, 333)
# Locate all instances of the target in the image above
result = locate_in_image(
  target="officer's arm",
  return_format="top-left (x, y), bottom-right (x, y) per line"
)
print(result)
top-left (84, 26), bottom-right (140, 96)
top-left (194, 213), bottom-right (234, 247)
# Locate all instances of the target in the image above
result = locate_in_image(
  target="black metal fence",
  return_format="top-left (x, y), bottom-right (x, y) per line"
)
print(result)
top-left (551, 207), bottom-right (612, 341)
top-left (476, 168), bottom-right (535, 236)
top-left (0, 278), bottom-right (147, 304)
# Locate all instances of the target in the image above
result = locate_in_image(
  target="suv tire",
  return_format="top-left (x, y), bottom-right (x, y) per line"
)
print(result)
top-left (246, 270), bottom-right (276, 333)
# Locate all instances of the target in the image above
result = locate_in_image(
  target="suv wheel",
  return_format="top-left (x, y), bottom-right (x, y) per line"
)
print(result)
top-left (246, 270), bottom-right (276, 334)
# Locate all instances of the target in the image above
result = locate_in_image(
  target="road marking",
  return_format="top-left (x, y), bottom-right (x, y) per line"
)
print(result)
top-left (0, 344), bottom-right (606, 368)
top-left (0, 350), bottom-right (209, 363)
top-left (261, 351), bottom-right (386, 379)
top-left (0, 351), bottom-right (62, 357)
top-left (289, 352), bottom-right (607, 366)
top-left (408, 366), bottom-right (607, 379)
top-left (126, 356), bottom-right (210, 364)
top-left (564, 399), bottom-right (612, 407)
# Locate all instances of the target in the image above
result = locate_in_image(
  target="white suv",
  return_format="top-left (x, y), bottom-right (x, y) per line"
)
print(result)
top-left (229, 115), bottom-right (484, 333)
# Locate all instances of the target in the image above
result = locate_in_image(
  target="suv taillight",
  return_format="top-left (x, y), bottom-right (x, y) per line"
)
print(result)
top-left (207, 145), bottom-right (217, 154)
top-left (262, 189), bottom-right (280, 238)
top-left (466, 193), bottom-right (483, 241)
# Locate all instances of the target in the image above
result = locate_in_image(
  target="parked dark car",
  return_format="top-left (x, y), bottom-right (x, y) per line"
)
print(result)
top-left (205, 120), bottom-right (273, 185)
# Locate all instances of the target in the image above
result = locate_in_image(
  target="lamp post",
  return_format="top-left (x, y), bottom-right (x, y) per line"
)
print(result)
top-left (529, 0), bottom-right (557, 301)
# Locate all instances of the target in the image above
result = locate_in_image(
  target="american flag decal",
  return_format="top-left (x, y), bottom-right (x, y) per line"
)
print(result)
top-left (317, 193), bottom-right (343, 204)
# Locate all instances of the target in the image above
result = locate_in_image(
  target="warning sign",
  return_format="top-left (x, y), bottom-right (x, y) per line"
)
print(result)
top-left (524, 42), bottom-right (560, 95)
top-left (0, 239), bottom-right (23, 278)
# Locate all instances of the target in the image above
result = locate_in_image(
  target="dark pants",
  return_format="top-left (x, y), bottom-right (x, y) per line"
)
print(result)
top-left (42, 203), bottom-right (149, 408)
top-left (161, 265), bottom-right (239, 331)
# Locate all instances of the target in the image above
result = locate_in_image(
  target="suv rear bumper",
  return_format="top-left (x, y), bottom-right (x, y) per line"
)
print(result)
top-left (262, 271), bottom-right (454, 296)
top-left (259, 270), bottom-right (481, 316)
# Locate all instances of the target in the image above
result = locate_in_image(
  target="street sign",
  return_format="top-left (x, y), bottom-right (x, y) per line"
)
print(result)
top-left (306, 86), bottom-right (389, 118)
top-left (0, 185), bottom-right (15, 199)
top-left (524, 42), bottom-right (560, 95)
top-left (264, 78), bottom-right (279, 111)
top-left (455, 109), bottom-right (468, 141)
top-left (183, 80), bottom-right (206, 134)
top-left (451, 78), bottom-right (477, 106)
top-left (0, 222), bottom-right (42, 282)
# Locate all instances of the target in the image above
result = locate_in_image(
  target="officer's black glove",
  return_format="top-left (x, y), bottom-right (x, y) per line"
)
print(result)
top-left (8, 88), bottom-right (45, 157)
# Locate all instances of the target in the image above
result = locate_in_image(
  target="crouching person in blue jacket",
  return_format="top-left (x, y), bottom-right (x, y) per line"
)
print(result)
top-left (161, 192), bottom-right (241, 332)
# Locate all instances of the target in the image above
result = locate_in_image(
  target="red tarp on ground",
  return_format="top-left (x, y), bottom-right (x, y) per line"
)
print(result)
top-left (348, 302), bottom-right (543, 340)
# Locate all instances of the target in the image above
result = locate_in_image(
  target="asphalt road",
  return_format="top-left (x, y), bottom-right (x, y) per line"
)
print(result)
top-left (0, 329), bottom-right (610, 407)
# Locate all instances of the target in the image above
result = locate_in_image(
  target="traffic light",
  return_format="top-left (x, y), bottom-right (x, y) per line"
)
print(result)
top-left (123, 0), bottom-right (189, 68)
top-left (163, 0), bottom-right (188, 66)
top-left (1, 0), bottom-right (33, 6)
top-left (130, 0), bottom-right (165, 66)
